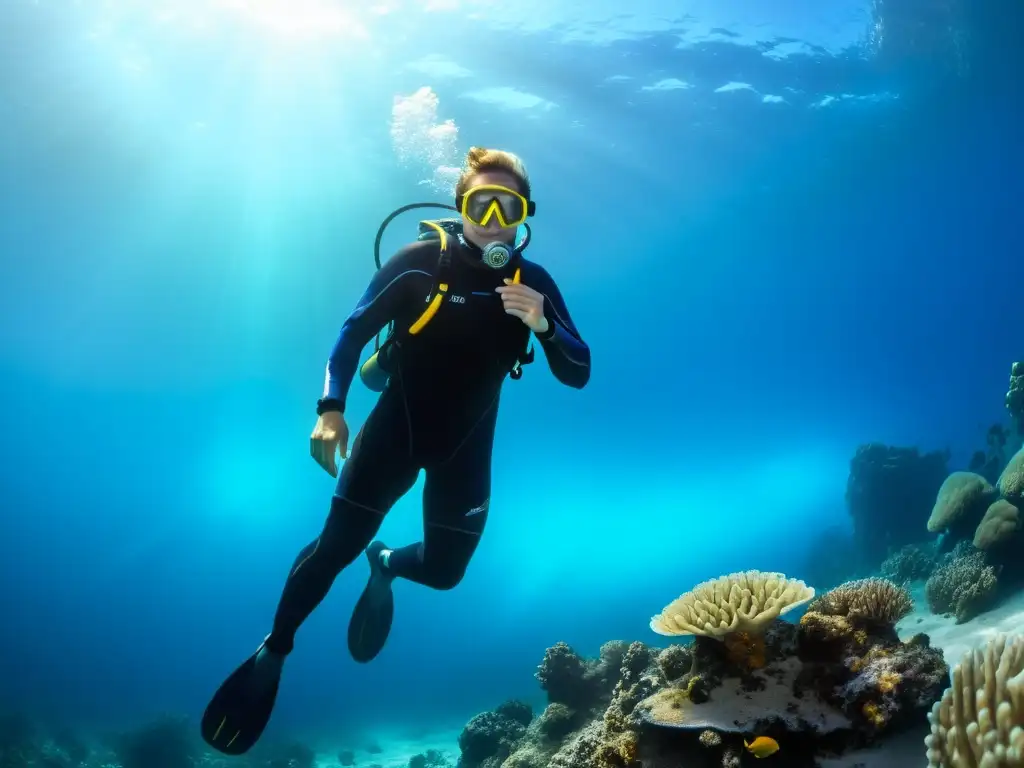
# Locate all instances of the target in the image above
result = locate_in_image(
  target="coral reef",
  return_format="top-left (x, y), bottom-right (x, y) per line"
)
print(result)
top-left (535, 641), bottom-right (629, 713)
top-left (925, 633), bottom-right (1024, 766)
top-left (459, 573), bottom-right (950, 768)
top-left (999, 444), bottom-right (1024, 502)
top-left (806, 577), bottom-right (914, 626)
top-left (880, 542), bottom-right (937, 583)
top-left (495, 701), bottom-right (533, 728)
top-left (537, 642), bottom-right (596, 710)
top-left (458, 706), bottom-right (532, 768)
top-left (925, 541), bottom-right (1001, 624)
top-left (920, 429), bottom-right (1024, 622)
top-left (845, 443), bottom-right (950, 565)
top-left (1007, 361), bottom-right (1024, 435)
top-left (655, 644), bottom-right (691, 683)
top-left (535, 703), bottom-right (580, 742)
top-left (918, 438), bottom-right (1024, 609)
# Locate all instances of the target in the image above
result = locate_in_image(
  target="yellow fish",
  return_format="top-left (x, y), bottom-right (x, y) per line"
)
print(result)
top-left (744, 736), bottom-right (780, 758)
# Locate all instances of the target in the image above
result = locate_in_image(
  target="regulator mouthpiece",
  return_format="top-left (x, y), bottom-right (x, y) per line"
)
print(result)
top-left (481, 241), bottom-right (512, 269)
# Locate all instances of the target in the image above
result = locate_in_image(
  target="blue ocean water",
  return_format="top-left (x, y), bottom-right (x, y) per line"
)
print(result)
top-left (0, 0), bottom-right (1021, 763)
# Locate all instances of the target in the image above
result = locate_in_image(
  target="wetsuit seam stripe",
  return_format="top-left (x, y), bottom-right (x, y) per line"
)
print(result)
top-left (335, 495), bottom-right (388, 515)
top-left (289, 539), bottom-right (320, 578)
top-left (539, 292), bottom-right (572, 329)
top-left (436, 390), bottom-right (500, 467)
top-left (425, 520), bottom-right (485, 536)
top-left (356, 269), bottom-right (432, 313)
top-left (396, 365), bottom-right (415, 459)
top-left (539, 292), bottom-right (588, 366)
top-left (287, 496), bottom-right (387, 578)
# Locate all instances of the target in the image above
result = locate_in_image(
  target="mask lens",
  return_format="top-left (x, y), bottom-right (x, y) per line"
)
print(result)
top-left (464, 187), bottom-right (526, 227)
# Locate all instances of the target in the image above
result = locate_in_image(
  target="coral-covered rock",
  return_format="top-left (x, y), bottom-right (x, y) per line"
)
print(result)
top-left (998, 445), bottom-right (1024, 501)
top-left (494, 700), bottom-right (533, 728)
top-left (1007, 361), bottom-right (1024, 435)
top-left (637, 613), bottom-right (946, 741)
top-left (880, 542), bottom-right (936, 583)
top-left (536, 642), bottom-right (596, 710)
top-left (534, 640), bottom-right (631, 716)
top-left (655, 644), bottom-right (691, 683)
top-left (595, 641), bottom-right (629, 681)
top-left (808, 578), bottom-right (913, 626)
top-left (845, 443), bottom-right (950, 565)
top-left (457, 710), bottom-right (527, 768)
top-left (500, 742), bottom-right (548, 768)
top-left (477, 575), bottom-right (950, 768)
top-left (535, 703), bottom-right (579, 742)
top-left (924, 542), bottom-right (1000, 623)
top-left (547, 721), bottom-right (616, 768)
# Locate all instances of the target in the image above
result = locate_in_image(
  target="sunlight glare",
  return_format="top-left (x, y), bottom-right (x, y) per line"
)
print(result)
top-left (215, 0), bottom-right (370, 42)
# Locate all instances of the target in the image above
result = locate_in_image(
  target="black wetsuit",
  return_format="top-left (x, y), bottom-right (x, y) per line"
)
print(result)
top-left (263, 237), bottom-right (590, 655)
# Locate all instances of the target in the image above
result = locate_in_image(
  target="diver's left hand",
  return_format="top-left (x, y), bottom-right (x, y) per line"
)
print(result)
top-left (496, 279), bottom-right (550, 334)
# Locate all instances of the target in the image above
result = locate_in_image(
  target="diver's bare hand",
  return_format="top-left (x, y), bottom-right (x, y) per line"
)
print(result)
top-left (310, 411), bottom-right (349, 477)
top-left (496, 279), bottom-right (549, 334)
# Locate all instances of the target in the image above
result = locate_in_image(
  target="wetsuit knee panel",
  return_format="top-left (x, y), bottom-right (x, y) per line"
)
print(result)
top-left (309, 495), bottom-right (389, 570)
top-left (417, 547), bottom-right (473, 590)
top-left (423, 565), bottom-right (467, 591)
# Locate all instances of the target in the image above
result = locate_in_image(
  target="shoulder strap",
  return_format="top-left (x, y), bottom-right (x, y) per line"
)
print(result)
top-left (400, 228), bottom-right (452, 337)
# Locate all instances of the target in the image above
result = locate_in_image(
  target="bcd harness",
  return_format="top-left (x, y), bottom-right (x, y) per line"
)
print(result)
top-left (358, 216), bottom-right (535, 392)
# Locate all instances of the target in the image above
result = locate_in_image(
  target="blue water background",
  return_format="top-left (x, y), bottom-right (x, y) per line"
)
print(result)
top-left (0, 0), bottom-right (1020, 751)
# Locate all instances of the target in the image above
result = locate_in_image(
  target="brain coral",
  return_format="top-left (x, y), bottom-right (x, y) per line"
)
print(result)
top-left (973, 499), bottom-right (1021, 551)
top-left (998, 446), bottom-right (1024, 502)
top-left (927, 471), bottom-right (994, 534)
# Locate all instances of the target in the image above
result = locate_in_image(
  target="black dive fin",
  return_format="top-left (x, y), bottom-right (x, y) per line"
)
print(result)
top-left (347, 542), bottom-right (395, 664)
top-left (201, 647), bottom-right (281, 755)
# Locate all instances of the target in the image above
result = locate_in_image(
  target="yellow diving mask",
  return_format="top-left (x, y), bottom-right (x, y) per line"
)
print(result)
top-left (458, 184), bottom-right (536, 229)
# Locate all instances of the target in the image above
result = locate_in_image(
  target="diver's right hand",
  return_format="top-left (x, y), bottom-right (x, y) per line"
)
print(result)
top-left (310, 411), bottom-right (349, 478)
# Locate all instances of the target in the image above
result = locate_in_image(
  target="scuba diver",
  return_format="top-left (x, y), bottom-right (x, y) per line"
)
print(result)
top-left (201, 147), bottom-right (591, 755)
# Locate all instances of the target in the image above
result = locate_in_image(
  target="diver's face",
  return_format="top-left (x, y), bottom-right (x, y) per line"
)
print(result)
top-left (461, 170), bottom-right (524, 248)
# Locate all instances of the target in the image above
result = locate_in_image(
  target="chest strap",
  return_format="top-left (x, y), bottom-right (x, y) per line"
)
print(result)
top-left (359, 226), bottom-right (529, 391)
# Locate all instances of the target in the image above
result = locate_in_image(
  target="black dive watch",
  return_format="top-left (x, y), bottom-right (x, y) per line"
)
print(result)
top-left (316, 397), bottom-right (343, 415)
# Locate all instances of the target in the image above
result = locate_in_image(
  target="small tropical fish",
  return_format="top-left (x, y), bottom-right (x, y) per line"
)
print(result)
top-left (744, 736), bottom-right (780, 758)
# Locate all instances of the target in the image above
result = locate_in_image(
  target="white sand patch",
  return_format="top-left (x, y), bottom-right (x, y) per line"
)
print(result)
top-left (316, 728), bottom-right (460, 768)
top-left (896, 583), bottom-right (1024, 668)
